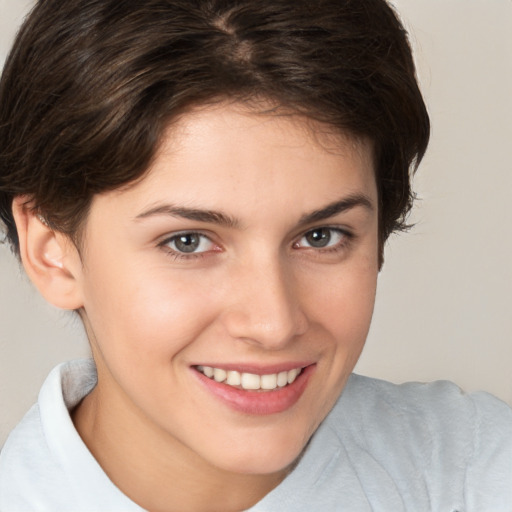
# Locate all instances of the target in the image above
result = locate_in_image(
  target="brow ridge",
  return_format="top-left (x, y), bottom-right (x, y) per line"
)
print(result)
top-left (135, 193), bottom-right (373, 229)
top-left (299, 194), bottom-right (373, 225)
top-left (135, 205), bottom-right (239, 228)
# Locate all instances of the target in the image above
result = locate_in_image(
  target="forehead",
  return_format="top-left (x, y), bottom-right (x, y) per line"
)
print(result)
top-left (93, 102), bottom-right (377, 222)
top-left (166, 102), bottom-right (374, 168)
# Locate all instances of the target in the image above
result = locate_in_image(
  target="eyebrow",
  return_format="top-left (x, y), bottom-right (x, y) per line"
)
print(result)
top-left (135, 193), bottom-right (373, 228)
top-left (299, 194), bottom-right (374, 225)
top-left (135, 204), bottom-right (240, 228)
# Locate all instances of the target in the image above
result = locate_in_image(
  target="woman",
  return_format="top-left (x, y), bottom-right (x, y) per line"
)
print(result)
top-left (0, 0), bottom-right (510, 510)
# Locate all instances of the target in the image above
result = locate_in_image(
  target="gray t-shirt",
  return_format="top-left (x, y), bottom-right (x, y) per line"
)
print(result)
top-left (1, 359), bottom-right (511, 511)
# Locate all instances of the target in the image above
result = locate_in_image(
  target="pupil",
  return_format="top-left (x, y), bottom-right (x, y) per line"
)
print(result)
top-left (306, 229), bottom-right (330, 248)
top-left (175, 234), bottom-right (200, 253)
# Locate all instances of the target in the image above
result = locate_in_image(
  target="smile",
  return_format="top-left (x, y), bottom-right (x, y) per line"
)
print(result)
top-left (196, 365), bottom-right (303, 391)
top-left (193, 364), bottom-right (315, 415)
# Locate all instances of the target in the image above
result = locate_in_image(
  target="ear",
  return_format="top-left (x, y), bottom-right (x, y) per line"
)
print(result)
top-left (12, 197), bottom-right (84, 310)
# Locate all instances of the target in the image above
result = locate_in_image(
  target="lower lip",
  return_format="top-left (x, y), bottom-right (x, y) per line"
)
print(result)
top-left (193, 365), bottom-right (315, 415)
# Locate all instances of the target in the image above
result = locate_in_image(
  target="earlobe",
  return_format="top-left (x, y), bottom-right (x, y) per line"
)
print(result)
top-left (12, 197), bottom-right (84, 310)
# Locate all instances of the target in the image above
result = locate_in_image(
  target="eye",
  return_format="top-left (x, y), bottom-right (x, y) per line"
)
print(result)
top-left (294, 227), bottom-right (348, 250)
top-left (162, 232), bottom-right (215, 254)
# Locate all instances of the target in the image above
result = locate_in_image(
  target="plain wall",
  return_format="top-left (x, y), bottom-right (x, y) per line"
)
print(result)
top-left (1, 0), bottom-right (511, 446)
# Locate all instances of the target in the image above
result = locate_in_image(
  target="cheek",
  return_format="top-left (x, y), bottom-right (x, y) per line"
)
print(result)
top-left (305, 261), bottom-right (378, 340)
top-left (81, 261), bottom-right (220, 362)
top-left (304, 264), bottom-right (377, 416)
top-left (304, 259), bottom-right (378, 399)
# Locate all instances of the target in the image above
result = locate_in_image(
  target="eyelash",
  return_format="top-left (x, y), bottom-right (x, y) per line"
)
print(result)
top-left (293, 227), bottom-right (353, 254)
top-left (158, 231), bottom-right (218, 260)
top-left (158, 227), bottom-right (353, 261)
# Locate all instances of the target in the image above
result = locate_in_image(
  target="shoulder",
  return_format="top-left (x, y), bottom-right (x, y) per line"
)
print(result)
top-left (0, 402), bottom-right (46, 475)
top-left (332, 373), bottom-right (512, 435)
top-left (0, 401), bottom-right (62, 509)
top-left (322, 374), bottom-right (512, 508)
top-left (328, 373), bottom-right (512, 456)
top-left (0, 359), bottom-right (142, 511)
top-left (334, 373), bottom-right (512, 421)
top-left (0, 360), bottom-right (90, 509)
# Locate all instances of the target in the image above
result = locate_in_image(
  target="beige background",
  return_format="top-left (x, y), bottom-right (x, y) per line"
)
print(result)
top-left (1, 0), bottom-right (511, 446)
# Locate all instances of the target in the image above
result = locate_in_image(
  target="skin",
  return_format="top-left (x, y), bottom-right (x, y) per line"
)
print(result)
top-left (16, 103), bottom-right (379, 511)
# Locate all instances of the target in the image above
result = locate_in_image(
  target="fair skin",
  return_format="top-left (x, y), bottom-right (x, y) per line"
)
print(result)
top-left (14, 103), bottom-right (379, 512)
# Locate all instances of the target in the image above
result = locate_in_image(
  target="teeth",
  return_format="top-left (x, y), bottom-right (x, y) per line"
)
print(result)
top-left (277, 371), bottom-right (288, 387)
top-left (226, 370), bottom-right (241, 386)
top-left (261, 373), bottom-right (277, 390)
top-left (241, 373), bottom-right (261, 390)
top-left (202, 366), bottom-right (214, 378)
top-left (197, 366), bottom-right (303, 391)
top-left (213, 368), bottom-right (227, 382)
top-left (287, 368), bottom-right (299, 384)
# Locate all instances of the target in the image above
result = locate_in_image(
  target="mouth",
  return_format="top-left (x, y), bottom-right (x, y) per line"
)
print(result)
top-left (195, 365), bottom-right (303, 391)
top-left (192, 363), bottom-right (314, 415)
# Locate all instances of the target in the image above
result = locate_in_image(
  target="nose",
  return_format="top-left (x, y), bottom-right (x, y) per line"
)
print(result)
top-left (221, 256), bottom-right (309, 349)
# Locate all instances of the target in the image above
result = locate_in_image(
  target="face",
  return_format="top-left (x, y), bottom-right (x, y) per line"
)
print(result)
top-left (73, 103), bottom-right (379, 476)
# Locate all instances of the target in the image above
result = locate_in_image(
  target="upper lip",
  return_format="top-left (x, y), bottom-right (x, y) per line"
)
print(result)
top-left (193, 362), bottom-right (314, 375)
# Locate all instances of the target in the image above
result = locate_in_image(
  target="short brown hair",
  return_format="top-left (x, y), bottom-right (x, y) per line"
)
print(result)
top-left (0, 0), bottom-right (429, 261)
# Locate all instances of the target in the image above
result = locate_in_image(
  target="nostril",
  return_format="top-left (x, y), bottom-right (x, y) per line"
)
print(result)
top-left (222, 306), bottom-right (308, 348)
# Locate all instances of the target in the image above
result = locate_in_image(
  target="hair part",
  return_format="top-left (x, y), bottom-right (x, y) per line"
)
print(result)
top-left (0, 0), bottom-right (430, 264)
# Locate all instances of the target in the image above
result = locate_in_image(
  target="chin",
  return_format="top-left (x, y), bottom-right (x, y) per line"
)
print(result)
top-left (220, 451), bottom-right (302, 477)
top-left (205, 425), bottom-right (314, 476)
